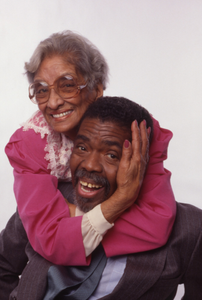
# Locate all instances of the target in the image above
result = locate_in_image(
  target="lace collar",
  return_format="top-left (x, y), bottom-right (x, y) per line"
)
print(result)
top-left (22, 110), bottom-right (73, 180)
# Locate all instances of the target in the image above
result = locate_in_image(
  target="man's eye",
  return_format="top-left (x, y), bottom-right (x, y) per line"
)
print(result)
top-left (78, 146), bottom-right (86, 151)
top-left (107, 153), bottom-right (117, 159)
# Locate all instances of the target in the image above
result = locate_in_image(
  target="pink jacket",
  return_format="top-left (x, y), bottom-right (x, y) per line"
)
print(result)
top-left (5, 111), bottom-right (176, 265)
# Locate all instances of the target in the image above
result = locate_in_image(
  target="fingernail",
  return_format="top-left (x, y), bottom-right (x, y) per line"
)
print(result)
top-left (143, 119), bottom-right (147, 126)
top-left (124, 139), bottom-right (130, 148)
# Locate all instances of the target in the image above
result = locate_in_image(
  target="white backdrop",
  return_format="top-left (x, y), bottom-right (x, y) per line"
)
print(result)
top-left (1, 1), bottom-right (202, 298)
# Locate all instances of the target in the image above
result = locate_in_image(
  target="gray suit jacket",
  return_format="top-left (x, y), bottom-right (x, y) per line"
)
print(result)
top-left (0, 189), bottom-right (202, 299)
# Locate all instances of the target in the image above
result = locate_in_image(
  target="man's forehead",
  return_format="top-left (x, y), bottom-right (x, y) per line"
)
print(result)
top-left (75, 118), bottom-right (132, 149)
top-left (78, 118), bottom-right (128, 138)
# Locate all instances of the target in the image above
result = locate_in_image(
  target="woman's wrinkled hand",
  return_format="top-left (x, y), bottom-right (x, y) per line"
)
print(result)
top-left (116, 119), bottom-right (150, 205)
top-left (101, 120), bottom-right (150, 223)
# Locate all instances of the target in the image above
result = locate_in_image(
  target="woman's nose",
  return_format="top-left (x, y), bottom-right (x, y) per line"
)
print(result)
top-left (47, 88), bottom-right (65, 109)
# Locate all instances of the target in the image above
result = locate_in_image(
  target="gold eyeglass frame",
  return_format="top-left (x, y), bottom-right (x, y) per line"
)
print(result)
top-left (29, 74), bottom-right (87, 104)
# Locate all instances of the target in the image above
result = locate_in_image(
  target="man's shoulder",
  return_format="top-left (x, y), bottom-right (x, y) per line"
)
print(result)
top-left (175, 202), bottom-right (202, 228)
top-left (168, 202), bottom-right (202, 247)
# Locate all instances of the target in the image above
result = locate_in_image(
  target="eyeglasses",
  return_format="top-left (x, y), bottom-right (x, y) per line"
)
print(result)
top-left (29, 74), bottom-right (87, 104)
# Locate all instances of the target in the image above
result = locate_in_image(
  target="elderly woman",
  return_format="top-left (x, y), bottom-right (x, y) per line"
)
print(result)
top-left (5, 30), bottom-right (176, 265)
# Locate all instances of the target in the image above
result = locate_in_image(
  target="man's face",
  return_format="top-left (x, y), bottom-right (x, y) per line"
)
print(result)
top-left (70, 118), bottom-right (131, 212)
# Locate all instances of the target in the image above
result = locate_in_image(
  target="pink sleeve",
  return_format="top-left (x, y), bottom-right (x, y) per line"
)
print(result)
top-left (6, 117), bottom-right (176, 263)
top-left (5, 128), bottom-right (88, 266)
top-left (102, 117), bottom-right (176, 257)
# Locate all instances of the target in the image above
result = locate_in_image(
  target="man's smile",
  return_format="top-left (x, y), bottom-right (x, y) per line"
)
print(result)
top-left (80, 180), bottom-right (103, 190)
top-left (77, 177), bottom-right (106, 199)
top-left (71, 168), bottom-right (111, 212)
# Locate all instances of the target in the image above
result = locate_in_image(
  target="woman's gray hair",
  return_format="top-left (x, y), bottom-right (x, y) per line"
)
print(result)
top-left (25, 30), bottom-right (109, 90)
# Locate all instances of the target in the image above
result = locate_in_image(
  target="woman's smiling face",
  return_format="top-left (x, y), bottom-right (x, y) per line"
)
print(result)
top-left (34, 55), bottom-right (103, 140)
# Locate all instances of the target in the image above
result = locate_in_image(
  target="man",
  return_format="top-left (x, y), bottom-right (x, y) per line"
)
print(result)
top-left (1, 97), bottom-right (202, 300)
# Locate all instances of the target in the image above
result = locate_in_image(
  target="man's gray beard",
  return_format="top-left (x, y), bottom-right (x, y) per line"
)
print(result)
top-left (72, 190), bottom-right (97, 213)
top-left (73, 169), bottom-right (110, 213)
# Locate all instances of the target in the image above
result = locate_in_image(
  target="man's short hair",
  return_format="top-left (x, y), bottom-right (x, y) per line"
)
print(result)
top-left (80, 96), bottom-right (153, 143)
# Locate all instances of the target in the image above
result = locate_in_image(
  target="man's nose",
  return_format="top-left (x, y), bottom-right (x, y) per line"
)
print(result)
top-left (81, 152), bottom-right (103, 173)
top-left (47, 88), bottom-right (64, 109)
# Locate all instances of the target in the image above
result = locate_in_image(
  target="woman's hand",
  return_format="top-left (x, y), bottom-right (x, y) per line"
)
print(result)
top-left (116, 119), bottom-right (150, 203)
top-left (101, 120), bottom-right (150, 223)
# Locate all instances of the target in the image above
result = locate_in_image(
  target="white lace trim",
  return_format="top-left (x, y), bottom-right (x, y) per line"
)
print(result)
top-left (22, 110), bottom-right (73, 180)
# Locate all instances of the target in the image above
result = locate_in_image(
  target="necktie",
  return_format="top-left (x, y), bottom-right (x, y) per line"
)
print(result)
top-left (44, 244), bottom-right (107, 300)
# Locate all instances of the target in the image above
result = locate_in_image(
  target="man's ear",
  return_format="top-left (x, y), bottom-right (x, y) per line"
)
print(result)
top-left (95, 83), bottom-right (104, 99)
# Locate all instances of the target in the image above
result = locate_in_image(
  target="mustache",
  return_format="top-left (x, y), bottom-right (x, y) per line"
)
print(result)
top-left (74, 169), bottom-right (110, 190)
top-left (73, 169), bottom-right (111, 213)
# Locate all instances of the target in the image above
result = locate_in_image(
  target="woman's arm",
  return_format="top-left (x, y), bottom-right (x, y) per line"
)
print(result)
top-left (5, 128), bottom-right (87, 265)
top-left (5, 116), bottom-right (176, 264)
top-left (101, 119), bottom-right (150, 223)
top-left (66, 118), bottom-right (176, 258)
top-left (102, 117), bottom-right (176, 256)
top-left (5, 128), bottom-right (113, 265)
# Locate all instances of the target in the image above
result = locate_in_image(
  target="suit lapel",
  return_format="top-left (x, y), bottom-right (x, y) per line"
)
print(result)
top-left (100, 245), bottom-right (167, 300)
top-left (16, 243), bottom-right (52, 300)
